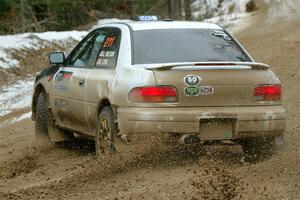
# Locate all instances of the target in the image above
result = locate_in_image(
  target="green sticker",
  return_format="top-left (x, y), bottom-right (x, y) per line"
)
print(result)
top-left (184, 86), bottom-right (199, 96)
top-left (224, 132), bottom-right (232, 139)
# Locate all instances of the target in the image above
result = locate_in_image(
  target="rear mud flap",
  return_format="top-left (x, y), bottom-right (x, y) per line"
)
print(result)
top-left (48, 110), bottom-right (70, 142)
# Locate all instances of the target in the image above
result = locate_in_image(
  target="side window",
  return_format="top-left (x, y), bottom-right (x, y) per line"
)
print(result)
top-left (95, 28), bottom-right (121, 69)
top-left (67, 33), bottom-right (97, 67)
top-left (86, 32), bottom-right (106, 67)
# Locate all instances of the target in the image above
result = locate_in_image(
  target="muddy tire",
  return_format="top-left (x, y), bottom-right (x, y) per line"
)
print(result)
top-left (35, 92), bottom-right (52, 149)
top-left (241, 134), bottom-right (284, 162)
top-left (95, 106), bottom-right (129, 158)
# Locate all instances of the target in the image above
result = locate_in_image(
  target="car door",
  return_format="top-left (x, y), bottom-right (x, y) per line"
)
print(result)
top-left (84, 27), bottom-right (122, 134)
top-left (50, 31), bottom-right (100, 133)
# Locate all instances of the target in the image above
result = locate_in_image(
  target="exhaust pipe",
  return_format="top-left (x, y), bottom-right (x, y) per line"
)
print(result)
top-left (179, 134), bottom-right (200, 144)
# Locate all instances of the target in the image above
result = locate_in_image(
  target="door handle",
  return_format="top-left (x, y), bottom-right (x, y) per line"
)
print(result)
top-left (78, 79), bottom-right (85, 86)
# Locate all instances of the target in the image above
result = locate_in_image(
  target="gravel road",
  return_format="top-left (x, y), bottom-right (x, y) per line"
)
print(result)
top-left (0, 1), bottom-right (299, 199)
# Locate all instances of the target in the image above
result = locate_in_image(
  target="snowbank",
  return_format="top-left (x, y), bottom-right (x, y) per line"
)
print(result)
top-left (192, 0), bottom-right (250, 18)
top-left (0, 31), bottom-right (87, 69)
top-left (192, 0), bottom-right (252, 31)
top-left (0, 18), bottom-right (133, 70)
top-left (0, 18), bottom-right (132, 120)
top-left (204, 12), bottom-right (250, 32)
top-left (0, 78), bottom-right (34, 116)
top-left (0, 111), bottom-right (32, 128)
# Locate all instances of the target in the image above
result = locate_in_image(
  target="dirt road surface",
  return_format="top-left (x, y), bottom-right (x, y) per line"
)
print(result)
top-left (0, 1), bottom-right (299, 199)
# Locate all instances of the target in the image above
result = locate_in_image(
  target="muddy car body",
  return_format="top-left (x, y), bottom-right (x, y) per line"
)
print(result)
top-left (32, 20), bottom-right (285, 160)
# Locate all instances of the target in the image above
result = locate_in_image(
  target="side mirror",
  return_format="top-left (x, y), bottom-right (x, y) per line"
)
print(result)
top-left (49, 52), bottom-right (65, 64)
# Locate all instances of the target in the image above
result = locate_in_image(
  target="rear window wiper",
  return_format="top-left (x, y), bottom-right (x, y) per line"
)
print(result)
top-left (212, 31), bottom-right (232, 40)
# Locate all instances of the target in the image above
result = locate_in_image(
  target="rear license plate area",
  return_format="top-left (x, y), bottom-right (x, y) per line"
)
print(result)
top-left (199, 118), bottom-right (237, 140)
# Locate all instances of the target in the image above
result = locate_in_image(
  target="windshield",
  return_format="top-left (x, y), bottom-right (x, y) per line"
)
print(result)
top-left (132, 29), bottom-right (251, 64)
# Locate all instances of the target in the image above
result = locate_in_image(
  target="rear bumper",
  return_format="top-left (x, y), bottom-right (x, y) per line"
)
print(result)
top-left (117, 105), bottom-right (285, 139)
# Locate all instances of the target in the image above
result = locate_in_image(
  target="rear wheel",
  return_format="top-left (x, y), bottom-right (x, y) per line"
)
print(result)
top-left (95, 106), bottom-right (129, 157)
top-left (240, 134), bottom-right (284, 162)
top-left (35, 92), bottom-right (51, 148)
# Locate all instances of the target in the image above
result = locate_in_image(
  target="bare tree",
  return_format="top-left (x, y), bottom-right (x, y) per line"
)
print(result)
top-left (168, 0), bottom-right (182, 19)
top-left (184, 0), bottom-right (192, 20)
top-left (127, 0), bottom-right (133, 18)
top-left (20, 0), bottom-right (26, 32)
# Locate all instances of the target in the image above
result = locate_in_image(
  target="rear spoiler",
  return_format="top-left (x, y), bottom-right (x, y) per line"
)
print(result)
top-left (144, 62), bottom-right (270, 71)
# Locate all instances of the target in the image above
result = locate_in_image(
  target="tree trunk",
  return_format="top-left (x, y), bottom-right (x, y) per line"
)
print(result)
top-left (127, 0), bottom-right (133, 18)
top-left (169, 0), bottom-right (180, 20)
top-left (184, 0), bottom-right (192, 20)
top-left (20, 0), bottom-right (27, 32)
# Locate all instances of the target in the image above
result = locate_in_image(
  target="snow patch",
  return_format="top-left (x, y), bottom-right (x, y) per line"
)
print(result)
top-left (0, 31), bottom-right (87, 69)
top-left (204, 12), bottom-right (251, 32)
top-left (192, 0), bottom-right (252, 32)
top-left (15, 111), bottom-right (32, 121)
top-left (34, 31), bottom-right (87, 42)
top-left (0, 78), bottom-right (34, 116)
top-left (192, 0), bottom-right (250, 18)
top-left (0, 111), bottom-right (32, 128)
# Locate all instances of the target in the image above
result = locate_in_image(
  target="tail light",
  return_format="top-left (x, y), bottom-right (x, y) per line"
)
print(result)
top-left (129, 86), bottom-right (178, 102)
top-left (254, 85), bottom-right (281, 101)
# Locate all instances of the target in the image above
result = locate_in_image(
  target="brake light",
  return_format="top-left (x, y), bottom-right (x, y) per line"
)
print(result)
top-left (129, 86), bottom-right (178, 102)
top-left (254, 85), bottom-right (281, 101)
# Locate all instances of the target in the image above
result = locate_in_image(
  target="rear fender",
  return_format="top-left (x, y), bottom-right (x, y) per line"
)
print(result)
top-left (111, 67), bottom-right (157, 107)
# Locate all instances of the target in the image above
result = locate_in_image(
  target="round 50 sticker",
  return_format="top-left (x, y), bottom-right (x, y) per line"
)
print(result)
top-left (184, 75), bottom-right (201, 85)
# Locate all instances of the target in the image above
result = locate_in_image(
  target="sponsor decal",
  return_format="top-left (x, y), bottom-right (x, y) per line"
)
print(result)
top-left (99, 51), bottom-right (105, 57)
top-left (55, 84), bottom-right (68, 91)
top-left (184, 86), bottom-right (199, 96)
top-left (55, 71), bottom-right (64, 81)
top-left (199, 86), bottom-right (214, 95)
top-left (63, 72), bottom-right (73, 79)
top-left (224, 131), bottom-right (233, 139)
top-left (102, 59), bottom-right (109, 65)
top-left (97, 58), bottom-right (108, 65)
top-left (54, 99), bottom-right (69, 108)
top-left (97, 58), bottom-right (103, 65)
top-left (184, 75), bottom-right (201, 86)
top-left (105, 51), bottom-right (115, 57)
top-left (55, 71), bottom-right (72, 81)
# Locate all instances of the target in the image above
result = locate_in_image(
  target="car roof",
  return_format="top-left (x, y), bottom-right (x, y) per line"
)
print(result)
top-left (126, 21), bottom-right (222, 31)
top-left (100, 21), bottom-right (222, 31)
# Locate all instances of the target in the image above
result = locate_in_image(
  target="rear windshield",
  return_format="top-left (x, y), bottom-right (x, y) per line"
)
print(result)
top-left (132, 29), bottom-right (251, 64)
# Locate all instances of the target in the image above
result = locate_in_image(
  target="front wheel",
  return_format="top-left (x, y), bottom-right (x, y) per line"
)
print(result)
top-left (95, 107), bottom-right (129, 157)
top-left (35, 92), bottom-right (51, 148)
